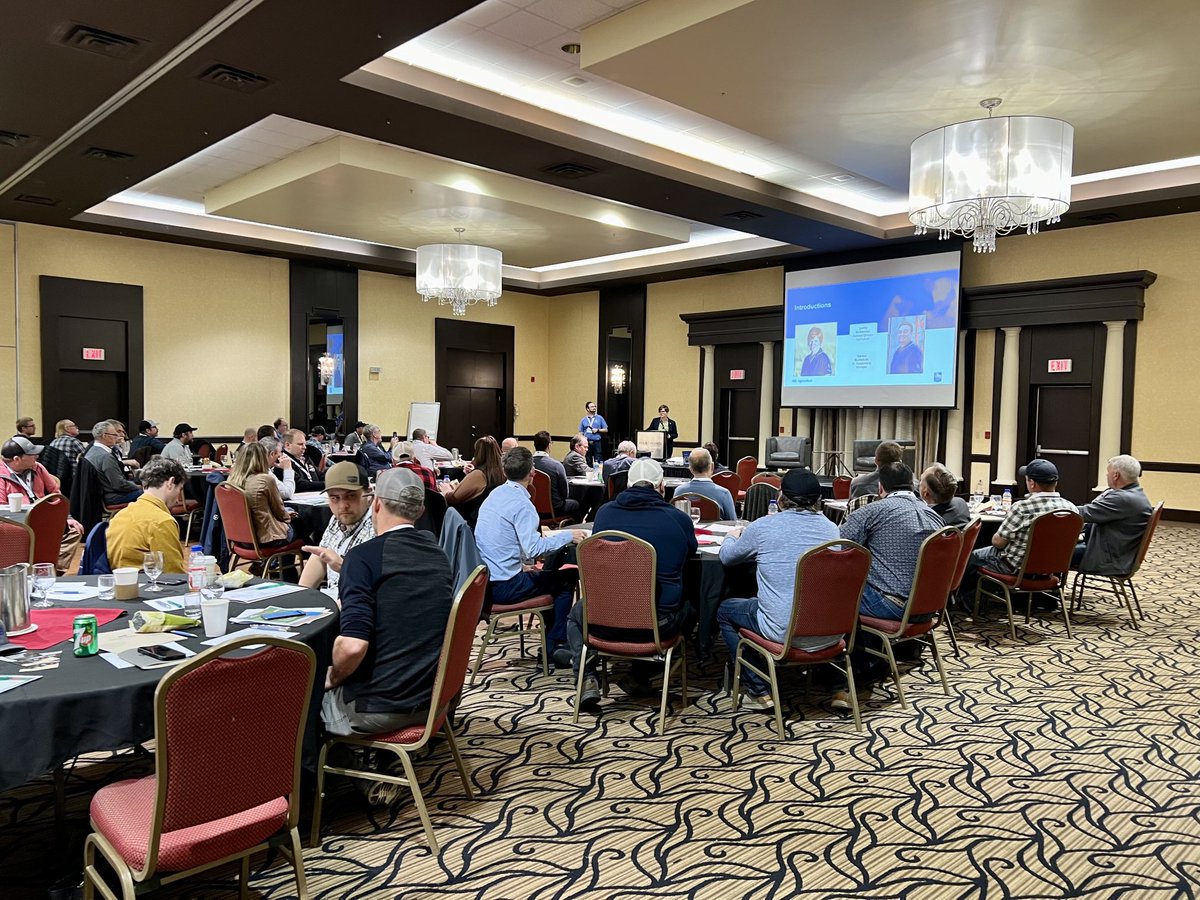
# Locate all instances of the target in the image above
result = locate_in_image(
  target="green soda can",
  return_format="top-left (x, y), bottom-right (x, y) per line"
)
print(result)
top-left (73, 614), bottom-right (100, 657)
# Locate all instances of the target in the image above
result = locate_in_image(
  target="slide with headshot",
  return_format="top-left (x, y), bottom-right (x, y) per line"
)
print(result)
top-left (781, 252), bottom-right (960, 408)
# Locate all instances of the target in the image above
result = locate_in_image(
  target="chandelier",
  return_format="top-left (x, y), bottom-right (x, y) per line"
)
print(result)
top-left (318, 351), bottom-right (337, 387)
top-left (909, 98), bottom-right (1073, 253)
top-left (415, 227), bottom-right (503, 316)
top-left (609, 363), bottom-right (626, 395)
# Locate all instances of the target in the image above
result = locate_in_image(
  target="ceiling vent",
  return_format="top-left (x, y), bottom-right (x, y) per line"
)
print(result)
top-left (84, 146), bottom-right (134, 161)
top-left (541, 161), bottom-right (598, 179)
top-left (723, 210), bottom-right (764, 221)
top-left (58, 24), bottom-right (146, 60)
top-left (0, 131), bottom-right (32, 148)
top-left (14, 193), bottom-right (58, 206)
top-left (1081, 212), bottom-right (1120, 223)
top-left (197, 63), bottom-right (271, 93)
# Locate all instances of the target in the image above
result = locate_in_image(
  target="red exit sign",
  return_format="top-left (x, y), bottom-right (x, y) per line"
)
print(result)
top-left (82, 347), bottom-right (105, 361)
top-left (729, 369), bottom-right (746, 381)
top-left (1047, 358), bottom-right (1072, 373)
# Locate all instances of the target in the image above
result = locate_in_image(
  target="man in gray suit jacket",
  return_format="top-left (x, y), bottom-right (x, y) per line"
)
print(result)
top-left (1073, 454), bottom-right (1153, 575)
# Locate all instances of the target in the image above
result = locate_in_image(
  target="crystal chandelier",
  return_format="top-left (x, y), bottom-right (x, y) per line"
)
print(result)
top-left (609, 363), bottom-right (626, 395)
top-left (909, 99), bottom-right (1073, 253)
top-left (415, 227), bottom-right (503, 316)
top-left (318, 351), bottom-right (337, 387)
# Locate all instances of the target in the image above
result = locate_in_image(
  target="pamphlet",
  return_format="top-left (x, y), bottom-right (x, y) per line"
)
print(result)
top-left (223, 582), bottom-right (307, 604)
top-left (0, 674), bottom-right (41, 694)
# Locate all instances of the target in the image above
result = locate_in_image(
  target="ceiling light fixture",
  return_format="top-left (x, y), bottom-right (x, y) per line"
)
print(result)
top-left (609, 363), bottom-right (626, 395)
top-left (318, 350), bottom-right (338, 387)
top-left (415, 227), bottom-right (503, 316)
top-left (908, 98), bottom-right (1073, 253)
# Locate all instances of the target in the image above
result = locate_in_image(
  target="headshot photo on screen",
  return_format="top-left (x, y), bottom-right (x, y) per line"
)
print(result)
top-left (796, 323), bottom-right (837, 377)
top-left (888, 316), bottom-right (925, 374)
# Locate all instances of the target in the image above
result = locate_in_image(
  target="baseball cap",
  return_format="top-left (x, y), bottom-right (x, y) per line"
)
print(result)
top-left (323, 462), bottom-right (369, 492)
top-left (392, 441), bottom-right (415, 461)
top-left (781, 469), bottom-right (822, 502)
top-left (138, 419), bottom-right (159, 432)
top-left (628, 458), bottom-right (664, 487)
top-left (2, 436), bottom-right (42, 459)
top-left (1018, 458), bottom-right (1059, 484)
top-left (374, 467), bottom-right (425, 503)
top-left (173, 423), bottom-right (197, 437)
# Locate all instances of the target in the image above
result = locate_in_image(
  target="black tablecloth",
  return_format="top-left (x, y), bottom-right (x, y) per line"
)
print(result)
top-left (0, 576), bottom-right (338, 794)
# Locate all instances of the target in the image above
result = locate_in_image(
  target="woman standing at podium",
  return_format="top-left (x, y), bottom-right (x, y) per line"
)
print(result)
top-left (645, 405), bottom-right (679, 458)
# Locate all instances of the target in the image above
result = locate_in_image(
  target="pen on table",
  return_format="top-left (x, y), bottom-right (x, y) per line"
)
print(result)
top-left (170, 630), bottom-right (196, 639)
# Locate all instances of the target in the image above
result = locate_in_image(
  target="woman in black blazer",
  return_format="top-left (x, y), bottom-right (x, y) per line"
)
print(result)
top-left (646, 404), bottom-right (679, 458)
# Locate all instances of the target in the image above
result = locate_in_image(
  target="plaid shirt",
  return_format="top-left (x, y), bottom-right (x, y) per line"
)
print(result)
top-left (318, 510), bottom-right (375, 596)
top-left (49, 433), bottom-right (86, 472)
top-left (996, 491), bottom-right (1078, 569)
top-left (397, 460), bottom-right (438, 491)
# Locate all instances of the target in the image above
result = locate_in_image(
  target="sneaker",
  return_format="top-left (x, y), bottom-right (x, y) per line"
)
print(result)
top-left (617, 673), bottom-right (655, 697)
top-left (740, 693), bottom-right (774, 712)
top-left (579, 674), bottom-right (602, 711)
top-left (830, 687), bottom-right (872, 712)
top-left (552, 643), bottom-right (575, 668)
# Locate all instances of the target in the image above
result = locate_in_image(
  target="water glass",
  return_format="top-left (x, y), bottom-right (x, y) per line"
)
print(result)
top-left (31, 563), bottom-right (56, 609)
top-left (142, 550), bottom-right (164, 592)
top-left (200, 572), bottom-right (225, 605)
top-left (97, 574), bottom-right (116, 600)
top-left (690, 508), bottom-right (702, 527)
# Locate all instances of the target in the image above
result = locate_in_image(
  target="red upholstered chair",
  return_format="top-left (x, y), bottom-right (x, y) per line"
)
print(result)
top-left (735, 456), bottom-right (758, 499)
top-left (213, 484), bottom-right (304, 579)
top-left (169, 498), bottom-right (202, 544)
top-left (832, 476), bottom-right (852, 500)
top-left (858, 527), bottom-right (963, 709)
top-left (974, 509), bottom-right (1082, 639)
top-left (731, 540), bottom-right (871, 736)
top-left (312, 565), bottom-right (489, 852)
top-left (573, 531), bottom-right (689, 732)
top-left (1070, 501), bottom-right (1163, 628)
top-left (82, 636), bottom-right (316, 900)
top-left (27, 492), bottom-right (70, 569)
top-left (215, 444), bottom-right (229, 465)
top-left (0, 515), bottom-right (34, 566)
top-left (750, 472), bottom-right (781, 489)
top-left (471, 570), bottom-right (557, 685)
top-left (529, 468), bottom-right (574, 527)
top-left (712, 470), bottom-right (741, 501)
top-left (671, 492), bottom-right (721, 522)
top-left (943, 517), bottom-right (984, 657)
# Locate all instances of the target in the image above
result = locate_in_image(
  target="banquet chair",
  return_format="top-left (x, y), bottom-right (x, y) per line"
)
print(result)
top-left (132, 446), bottom-right (156, 467)
top-left (735, 456), bottom-right (758, 499)
top-left (215, 444), bottom-right (230, 465)
top-left (858, 527), bottom-right (963, 709)
top-left (672, 492), bottom-right (721, 522)
top-left (529, 468), bottom-right (574, 527)
top-left (0, 515), bottom-right (35, 566)
top-left (79, 521), bottom-right (112, 576)
top-left (471, 581), bottom-right (556, 684)
top-left (846, 493), bottom-right (878, 515)
top-left (750, 472), bottom-right (782, 489)
top-left (606, 469), bottom-right (628, 501)
top-left (1070, 500), bottom-right (1163, 627)
top-left (730, 540), bottom-right (871, 736)
top-left (573, 531), bottom-right (689, 733)
top-left (27, 492), bottom-right (70, 569)
top-left (213, 484), bottom-right (305, 578)
top-left (974, 509), bottom-right (1083, 639)
top-left (742, 482), bottom-right (777, 522)
top-left (83, 636), bottom-right (315, 900)
top-left (169, 496), bottom-right (202, 544)
top-left (312, 565), bottom-right (489, 852)
top-left (832, 476), bottom-right (852, 500)
top-left (943, 517), bottom-right (984, 657)
top-left (713, 470), bottom-right (742, 503)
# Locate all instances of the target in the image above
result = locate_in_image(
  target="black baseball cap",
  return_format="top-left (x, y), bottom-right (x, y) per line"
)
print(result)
top-left (781, 469), bottom-right (822, 502)
top-left (138, 419), bottom-right (158, 432)
top-left (173, 423), bottom-right (198, 437)
top-left (1018, 458), bottom-right (1059, 484)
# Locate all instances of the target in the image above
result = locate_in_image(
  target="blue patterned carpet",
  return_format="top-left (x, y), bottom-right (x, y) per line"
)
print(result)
top-left (4, 524), bottom-right (1199, 899)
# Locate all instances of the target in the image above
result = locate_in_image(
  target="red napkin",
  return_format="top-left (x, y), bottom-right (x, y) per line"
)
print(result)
top-left (694, 528), bottom-right (713, 535)
top-left (9, 608), bottom-right (125, 651)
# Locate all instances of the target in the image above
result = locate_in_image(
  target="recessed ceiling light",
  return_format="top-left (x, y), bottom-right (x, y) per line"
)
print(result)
top-left (562, 75), bottom-right (589, 87)
top-left (830, 173), bottom-right (857, 183)
top-left (561, 43), bottom-right (581, 55)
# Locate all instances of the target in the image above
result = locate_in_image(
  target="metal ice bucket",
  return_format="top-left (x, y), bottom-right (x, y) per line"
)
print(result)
top-left (0, 563), bottom-right (32, 636)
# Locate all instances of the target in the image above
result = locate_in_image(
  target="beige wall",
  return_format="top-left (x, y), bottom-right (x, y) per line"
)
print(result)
top-left (0, 224), bottom-right (16, 434)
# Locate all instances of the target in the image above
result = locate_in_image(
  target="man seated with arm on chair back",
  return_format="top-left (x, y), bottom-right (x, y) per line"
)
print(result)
top-left (1, 437), bottom-right (84, 574)
top-left (717, 469), bottom-right (841, 712)
top-left (562, 433), bottom-right (589, 477)
top-left (833, 461), bottom-right (944, 709)
top-left (411, 427), bottom-right (454, 471)
top-left (85, 420), bottom-right (143, 505)
top-left (601, 441), bottom-right (638, 483)
top-left (1072, 454), bottom-right (1152, 574)
top-left (321, 468), bottom-right (455, 737)
top-left (850, 440), bottom-right (903, 499)
top-left (569, 458), bottom-right (698, 709)
top-left (106, 457), bottom-right (188, 574)
top-left (300, 462), bottom-right (376, 602)
top-left (475, 447), bottom-right (587, 667)
top-left (533, 431), bottom-right (580, 520)
top-left (671, 447), bottom-right (737, 521)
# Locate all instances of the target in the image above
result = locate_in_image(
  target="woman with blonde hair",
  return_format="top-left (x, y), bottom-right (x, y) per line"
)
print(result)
top-left (227, 441), bottom-right (295, 545)
top-left (442, 435), bottom-right (505, 528)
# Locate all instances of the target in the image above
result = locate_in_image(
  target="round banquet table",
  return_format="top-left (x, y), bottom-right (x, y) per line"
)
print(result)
top-left (0, 575), bottom-right (338, 795)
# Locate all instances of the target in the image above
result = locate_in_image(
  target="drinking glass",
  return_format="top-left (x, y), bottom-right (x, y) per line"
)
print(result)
top-left (142, 550), bottom-right (164, 592)
top-left (97, 574), bottom-right (116, 600)
top-left (31, 563), bottom-right (56, 609)
top-left (690, 508), bottom-right (702, 527)
top-left (200, 572), bottom-right (225, 605)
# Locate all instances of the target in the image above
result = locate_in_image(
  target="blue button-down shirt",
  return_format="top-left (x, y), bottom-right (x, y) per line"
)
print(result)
top-left (475, 480), bottom-right (574, 581)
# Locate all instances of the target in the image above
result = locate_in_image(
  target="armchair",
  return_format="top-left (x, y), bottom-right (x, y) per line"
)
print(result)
top-left (765, 436), bottom-right (812, 470)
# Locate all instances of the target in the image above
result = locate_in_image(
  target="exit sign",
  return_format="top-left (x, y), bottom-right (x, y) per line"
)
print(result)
top-left (729, 369), bottom-right (746, 381)
top-left (1047, 358), bottom-right (1072, 373)
top-left (82, 347), bottom-right (105, 361)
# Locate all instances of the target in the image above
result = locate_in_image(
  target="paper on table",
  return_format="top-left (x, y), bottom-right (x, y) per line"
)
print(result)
top-left (99, 652), bottom-right (135, 670)
top-left (44, 584), bottom-right (102, 601)
top-left (144, 597), bottom-right (186, 612)
top-left (696, 535), bottom-right (725, 546)
top-left (0, 674), bottom-right (41, 694)
top-left (223, 582), bottom-right (307, 604)
top-left (99, 629), bottom-right (190, 655)
top-left (231, 606), bottom-right (332, 625)
top-left (201, 626), bottom-right (299, 647)
top-left (287, 492), bottom-right (328, 506)
top-left (705, 523), bottom-right (739, 534)
top-left (698, 545), bottom-right (722, 556)
top-left (117, 642), bottom-right (197, 670)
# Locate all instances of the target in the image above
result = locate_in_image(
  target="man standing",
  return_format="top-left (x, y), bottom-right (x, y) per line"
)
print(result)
top-left (106, 457), bottom-right (188, 574)
top-left (321, 468), bottom-right (455, 737)
top-left (84, 420), bottom-right (142, 505)
top-left (717, 470), bottom-right (841, 711)
top-left (671, 447), bottom-right (737, 521)
top-left (569, 458), bottom-right (697, 707)
top-left (579, 401), bottom-right (608, 467)
top-left (359, 425), bottom-right (392, 475)
top-left (411, 427), bottom-right (454, 470)
top-left (0, 437), bottom-right (84, 573)
top-left (532, 431), bottom-right (580, 520)
top-left (601, 441), bottom-right (638, 483)
top-left (562, 434), bottom-right (589, 477)
top-left (300, 461), bottom-right (376, 601)
top-left (130, 420), bottom-right (166, 454)
top-left (161, 423), bottom-right (197, 464)
top-left (1073, 454), bottom-right (1153, 574)
top-left (475, 447), bottom-right (586, 665)
top-left (834, 461), bottom-right (944, 708)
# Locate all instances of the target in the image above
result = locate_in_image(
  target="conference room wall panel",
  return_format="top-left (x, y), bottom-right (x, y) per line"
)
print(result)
top-left (546, 291), bottom-right (600, 437)
top-left (0, 224), bottom-right (14, 432)
top-left (9, 223), bottom-right (289, 435)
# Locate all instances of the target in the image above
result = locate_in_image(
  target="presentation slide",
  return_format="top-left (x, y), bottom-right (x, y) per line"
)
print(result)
top-left (781, 251), bottom-right (961, 408)
top-left (325, 327), bottom-right (344, 402)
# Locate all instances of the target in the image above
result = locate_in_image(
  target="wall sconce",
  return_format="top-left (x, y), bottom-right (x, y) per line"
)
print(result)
top-left (609, 363), bottom-right (626, 395)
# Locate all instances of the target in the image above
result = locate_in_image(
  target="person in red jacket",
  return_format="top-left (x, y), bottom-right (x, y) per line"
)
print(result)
top-left (0, 437), bottom-right (84, 573)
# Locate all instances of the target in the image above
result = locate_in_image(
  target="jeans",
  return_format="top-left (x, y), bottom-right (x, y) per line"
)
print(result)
top-left (831, 584), bottom-right (931, 691)
top-left (585, 441), bottom-right (601, 467)
top-left (491, 568), bottom-right (578, 643)
top-left (962, 545), bottom-right (1016, 595)
top-left (568, 601), bottom-right (691, 677)
top-left (717, 597), bottom-right (770, 697)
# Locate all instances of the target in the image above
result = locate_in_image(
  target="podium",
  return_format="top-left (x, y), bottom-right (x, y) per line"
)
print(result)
top-left (636, 430), bottom-right (666, 460)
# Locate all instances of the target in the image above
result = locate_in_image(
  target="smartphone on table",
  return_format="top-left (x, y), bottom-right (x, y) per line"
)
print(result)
top-left (138, 645), bottom-right (187, 662)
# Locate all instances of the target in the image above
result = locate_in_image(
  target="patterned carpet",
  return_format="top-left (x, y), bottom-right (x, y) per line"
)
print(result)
top-left (3, 524), bottom-right (1199, 899)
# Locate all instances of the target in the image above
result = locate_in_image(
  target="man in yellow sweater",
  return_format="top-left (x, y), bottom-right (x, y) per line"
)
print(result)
top-left (106, 456), bottom-right (188, 574)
